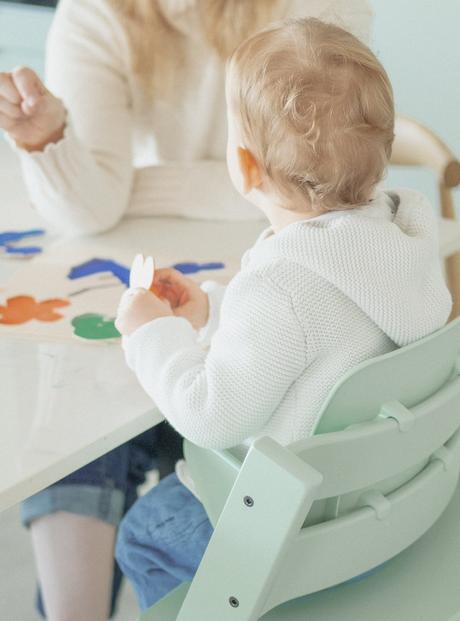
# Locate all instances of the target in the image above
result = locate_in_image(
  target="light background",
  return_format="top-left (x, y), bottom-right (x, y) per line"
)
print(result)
top-left (0, 2), bottom-right (459, 619)
top-left (371, 0), bottom-right (460, 212)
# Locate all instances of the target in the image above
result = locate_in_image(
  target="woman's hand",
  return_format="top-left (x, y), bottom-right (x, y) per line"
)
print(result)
top-left (152, 268), bottom-right (209, 330)
top-left (0, 67), bottom-right (66, 151)
top-left (115, 288), bottom-right (173, 337)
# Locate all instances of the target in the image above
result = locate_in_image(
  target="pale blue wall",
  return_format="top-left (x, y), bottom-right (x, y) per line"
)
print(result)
top-left (371, 0), bottom-right (460, 213)
top-left (0, 3), bottom-right (52, 76)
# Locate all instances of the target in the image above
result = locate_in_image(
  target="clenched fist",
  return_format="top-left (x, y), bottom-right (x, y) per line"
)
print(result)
top-left (0, 66), bottom-right (66, 151)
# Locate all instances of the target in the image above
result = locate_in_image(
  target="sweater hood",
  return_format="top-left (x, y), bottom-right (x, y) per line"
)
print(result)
top-left (248, 189), bottom-right (452, 346)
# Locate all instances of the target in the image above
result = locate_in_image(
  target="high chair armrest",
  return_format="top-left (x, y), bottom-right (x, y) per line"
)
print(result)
top-left (176, 438), bottom-right (323, 621)
top-left (184, 437), bottom-right (323, 526)
top-left (249, 437), bottom-right (324, 487)
top-left (391, 115), bottom-right (460, 188)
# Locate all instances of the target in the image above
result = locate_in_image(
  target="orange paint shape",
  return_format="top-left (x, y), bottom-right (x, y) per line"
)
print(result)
top-left (0, 295), bottom-right (70, 325)
top-left (150, 284), bottom-right (163, 298)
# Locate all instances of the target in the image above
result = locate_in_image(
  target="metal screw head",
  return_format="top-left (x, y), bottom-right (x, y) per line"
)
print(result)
top-left (229, 596), bottom-right (240, 608)
top-left (243, 495), bottom-right (254, 507)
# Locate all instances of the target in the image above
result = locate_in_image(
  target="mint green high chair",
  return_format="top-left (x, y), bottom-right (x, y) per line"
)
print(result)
top-left (140, 317), bottom-right (460, 621)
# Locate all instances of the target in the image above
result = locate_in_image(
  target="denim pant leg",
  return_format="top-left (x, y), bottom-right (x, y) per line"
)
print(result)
top-left (115, 474), bottom-right (390, 615)
top-left (110, 423), bottom-right (184, 616)
top-left (116, 473), bottom-right (213, 611)
top-left (21, 422), bottom-right (183, 619)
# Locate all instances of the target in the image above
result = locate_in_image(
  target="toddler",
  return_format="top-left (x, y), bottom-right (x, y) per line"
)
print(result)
top-left (114, 17), bottom-right (451, 610)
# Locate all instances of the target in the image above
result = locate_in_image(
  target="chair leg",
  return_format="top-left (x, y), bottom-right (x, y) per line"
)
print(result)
top-left (446, 253), bottom-right (460, 319)
top-left (440, 185), bottom-right (460, 319)
top-left (176, 437), bottom-right (323, 621)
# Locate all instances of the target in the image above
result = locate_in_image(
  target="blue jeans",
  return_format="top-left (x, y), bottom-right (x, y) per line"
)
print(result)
top-left (116, 473), bottom-right (213, 610)
top-left (21, 422), bottom-right (184, 618)
top-left (116, 474), bottom-right (387, 613)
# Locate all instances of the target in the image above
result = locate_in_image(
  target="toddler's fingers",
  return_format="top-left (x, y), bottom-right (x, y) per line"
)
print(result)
top-left (151, 280), bottom-right (182, 306)
top-left (153, 268), bottom-right (192, 303)
top-left (154, 267), bottom-right (188, 285)
top-left (125, 287), bottom-right (148, 299)
top-left (118, 287), bottom-right (147, 310)
top-left (0, 72), bottom-right (21, 104)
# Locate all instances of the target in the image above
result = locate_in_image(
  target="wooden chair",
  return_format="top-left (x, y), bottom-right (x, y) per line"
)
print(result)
top-left (390, 115), bottom-right (460, 317)
top-left (140, 316), bottom-right (460, 621)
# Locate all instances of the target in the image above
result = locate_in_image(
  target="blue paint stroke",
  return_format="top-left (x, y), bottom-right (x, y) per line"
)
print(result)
top-left (0, 229), bottom-right (45, 256)
top-left (68, 258), bottom-right (130, 286)
top-left (173, 261), bottom-right (225, 275)
top-left (68, 258), bottom-right (225, 285)
top-left (5, 245), bottom-right (43, 255)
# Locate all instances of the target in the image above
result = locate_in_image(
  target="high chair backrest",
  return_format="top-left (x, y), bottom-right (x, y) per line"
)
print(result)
top-left (186, 318), bottom-right (460, 527)
top-left (313, 314), bottom-right (460, 434)
top-left (179, 320), bottom-right (460, 620)
top-left (181, 319), bottom-right (460, 618)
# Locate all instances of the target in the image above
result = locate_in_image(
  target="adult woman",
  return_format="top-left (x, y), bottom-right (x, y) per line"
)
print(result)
top-left (0, 1), bottom-right (373, 618)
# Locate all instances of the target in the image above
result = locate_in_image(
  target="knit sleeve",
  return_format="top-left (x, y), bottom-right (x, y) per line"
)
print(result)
top-left (123, 270), bottom-right (306, 449)
top-left (15, 0), bottom-right (134, 235)
top-left (197, 281), bottom-right (227, 346)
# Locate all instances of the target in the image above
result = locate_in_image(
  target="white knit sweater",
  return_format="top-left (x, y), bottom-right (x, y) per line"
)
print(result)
top-left (123, 190), bottom-right (452, 450)
top-left (14, 0), bottom-right (373, 234)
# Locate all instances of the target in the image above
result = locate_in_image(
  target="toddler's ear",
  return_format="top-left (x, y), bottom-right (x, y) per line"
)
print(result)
top-left (237, 146), bottom-right (262, 194)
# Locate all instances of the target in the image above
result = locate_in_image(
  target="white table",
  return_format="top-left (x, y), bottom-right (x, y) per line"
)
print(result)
top-left (0, 141), bottom-right (265, 511)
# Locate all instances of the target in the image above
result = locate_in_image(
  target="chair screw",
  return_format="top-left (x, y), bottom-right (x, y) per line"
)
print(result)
top-left (243, 495), bottom-right (254, 507)
top-left (229, 596), bottom-right (240, 608)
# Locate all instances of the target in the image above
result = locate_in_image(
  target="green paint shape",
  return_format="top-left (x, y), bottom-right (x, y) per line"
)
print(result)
top-left (71, 313), bottom-right (120, 340)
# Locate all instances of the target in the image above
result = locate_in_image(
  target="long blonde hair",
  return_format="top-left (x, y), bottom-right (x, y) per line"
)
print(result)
top-left (109, 0), bottom-right (281, 95)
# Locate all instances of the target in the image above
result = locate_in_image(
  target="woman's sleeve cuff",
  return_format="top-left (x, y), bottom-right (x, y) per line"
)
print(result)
top-left (5, 113), bottom-right (72, 159)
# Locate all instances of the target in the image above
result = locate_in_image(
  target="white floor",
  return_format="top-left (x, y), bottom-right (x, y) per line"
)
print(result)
top-left (0, 504), bottom-right (140, 621)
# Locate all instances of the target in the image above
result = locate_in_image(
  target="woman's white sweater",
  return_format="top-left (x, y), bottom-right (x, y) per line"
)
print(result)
top-left (13, 0), bottom-right (374, 234)
top-left (123, 190), bottom-right (452, 450)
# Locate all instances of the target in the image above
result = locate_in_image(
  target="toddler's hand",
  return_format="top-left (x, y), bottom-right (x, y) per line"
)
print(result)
top-left (152, 268), bottom-right (209, 330)
top-left (115, 289), bottom-right (172, 337)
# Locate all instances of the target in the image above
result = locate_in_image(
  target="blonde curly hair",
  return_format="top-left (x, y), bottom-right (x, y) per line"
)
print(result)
top-left (227, 18), bottom-right (395, 212)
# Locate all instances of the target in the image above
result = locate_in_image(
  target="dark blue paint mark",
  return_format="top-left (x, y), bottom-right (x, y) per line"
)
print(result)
top-left (68, 258), bottom-right (130, 286)
top-left (173, 262), bottom-right (225, 275)
top-left (0, 229), bottom-right (45, 256)
top-left (68, 258), bottom-right (225, 286)
top-left (5, 245), bottom-right (43, 255)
